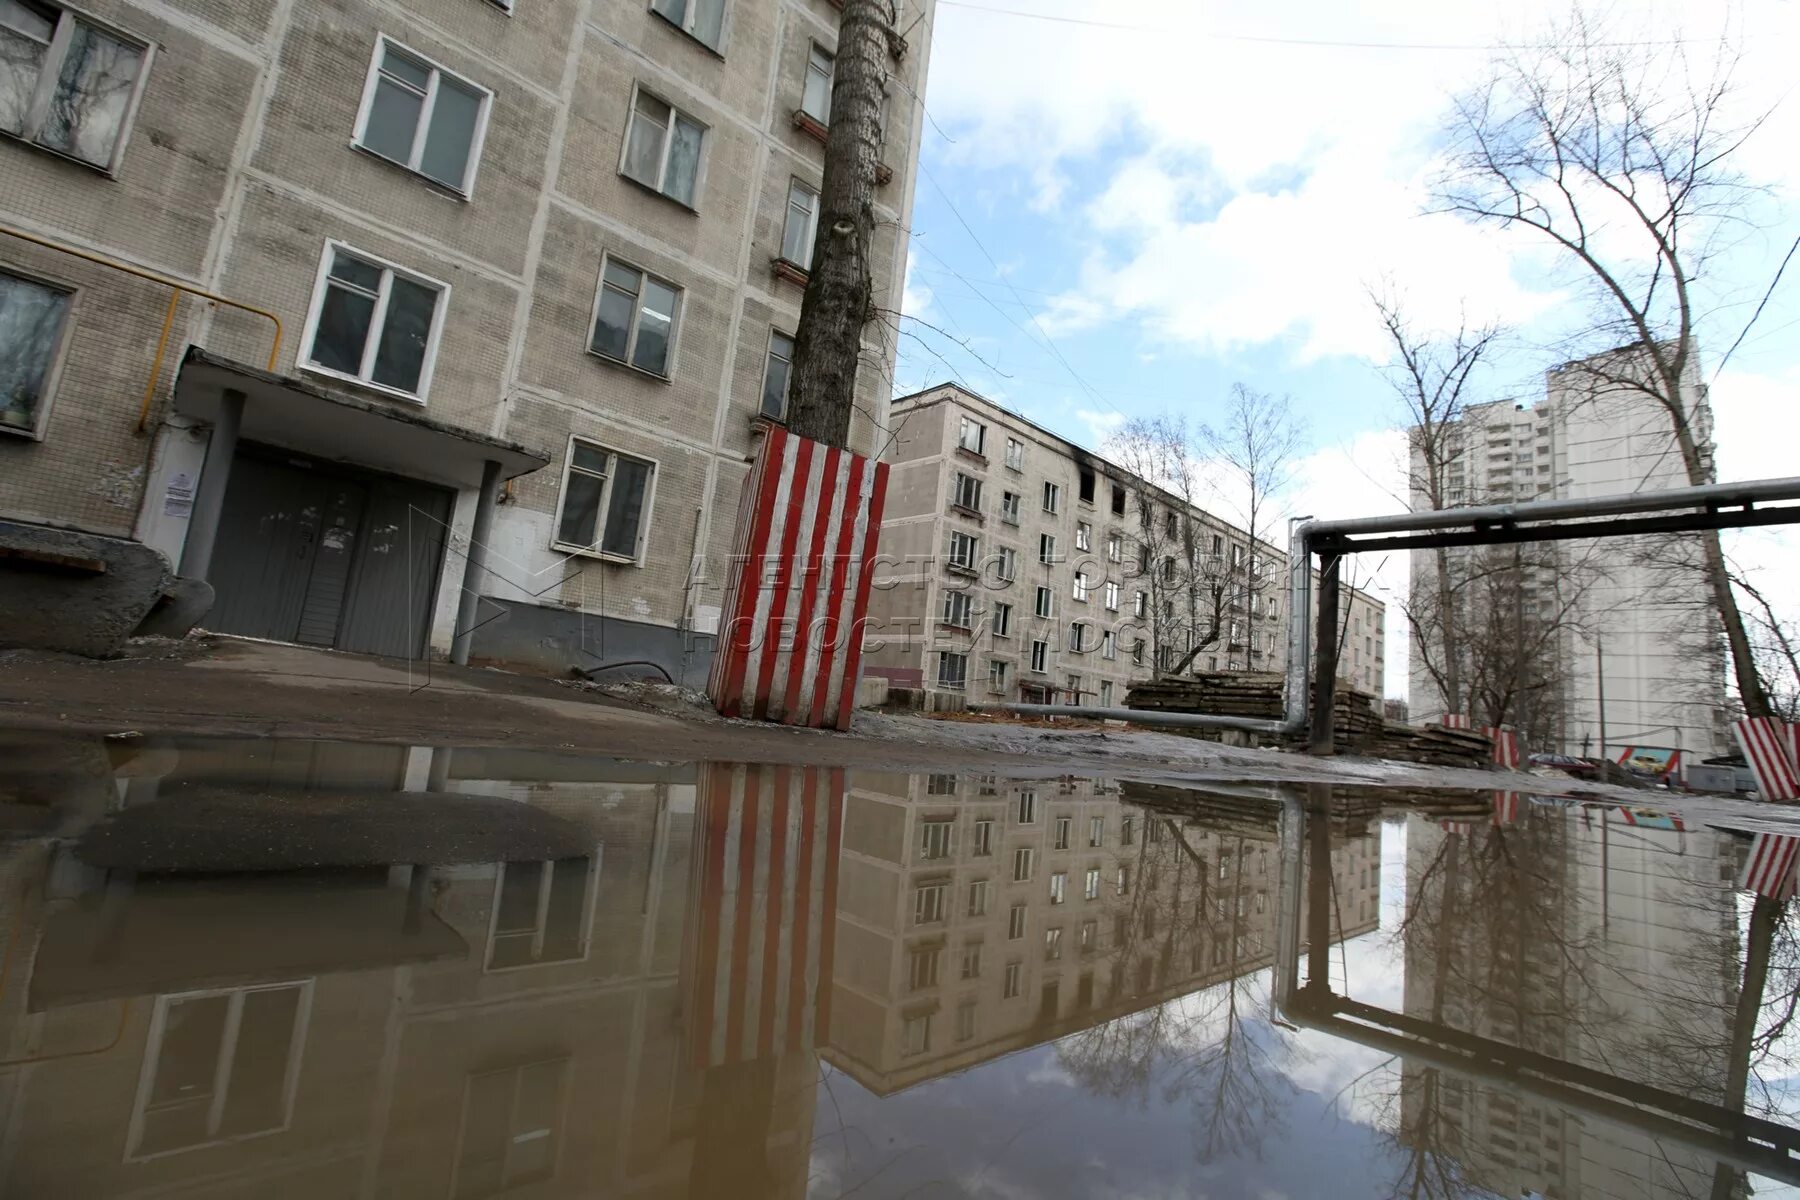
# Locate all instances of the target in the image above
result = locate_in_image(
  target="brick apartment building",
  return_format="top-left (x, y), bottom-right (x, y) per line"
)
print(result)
top-left (865, 384), bottom-right (1388, 709)
top-left (0, 0), bottom-right (932, 683)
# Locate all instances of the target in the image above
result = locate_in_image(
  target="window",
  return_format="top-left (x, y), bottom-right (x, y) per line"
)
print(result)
top-left (936, 650), bottom-right (968, 690)
top-left (1116, 865), bottom-right (1130, 895)
top-left (1080, 920), bottom-right (1097, 951)
top-left (1165, 510), bottom-right (1178, 539)
top-left (1000, 490), bottom-right (1020, 524)
top-left (1013, 847), bottom-right (1034, 881)
top-left (1084, 867), bottom-right (1100, 899)
top-left (0, 270), bottom-right (71, 438)
top-left (488, 857), bottom-right (596, 968)
top-left (799, 41), bottom-right (833, 123)
top-left (0, 1), bottom-right (148, 171)
top-left (1078, 467), bottom-right (1095, 504)
top-left (1132, 638), bottom-right (1145, 666)
top-left (355, 39), bottom-right (490, 194)
top-left (1099, 679), bottom-right (1112, 705)
top-left (1088, 817), bottom-right (1104, 848)
top-left (1103, 581), bottom-right (1120, 612)
top-left (920, 820), bottom-right (953, 860)
top-left (760, 330), bottom-right (793, 419)
top-left (1133, 590), bottom-right (1147, 618)
top-left (1030, 639), bottom-right (1048, 673)
top-left (1008, 904), bottom-right (1027, 939)
top-left (1106, 533), bottom-right (1122, 563)
top-left (1067, 623), bottom-right (1088, 653)
top-left (952, 471), bottom-right (983, 511)
top-left (1065, 673), bottom-right (1081, 703)
top-left (620, 86), bottom-right (704, 206)
top-left (451, 1059), bottom-right (569, 1198)
top-left (913, 883), bottom-right (947, 925)
top-left (958, 414), bottom-right (987, 456)
top-left (991, 602), bottom-right (1013, 637)
top-left (1075, 572), bottom-right (1096, 604)
top-left (650, 0), bottom-right (726, 51)
top-left (948, 530), bottom-right (979, 572)
top-left (127, 982), bottom-right (310, 1158)
top-left (956, 1001), bottom-right (977, 1042)
top-left (1048, 870), bottom-right (1067, 905)
top-left (902, 1013), bottom-right (932, 1053)
top-left (1111, 483), bottom-right (1126, 515)
top-left (961, 942), bottom-right (983, 979)
top-left (553, 439), bottom-right (655, 560)
top-left (1044, 927), bottom-right (1063, 960)
top-left (302, 243), bottom-right (448, 399)
top-left (1016, 791), bottom-right (1037, 824)
top-left (968, 879), bottom-right (991, 916)
top-left (1054, 816), bottom-right (1071, 849)
top-left (1004, 437), bottom-right (1024, 470)
top-left (987, 658), bottom-right (1008, 693)
top-left (1038, 534), bottom-right (1057, 565)
top-left (780, 179), bottom-right (820, 268)
top-left (1034, 586), bottom-right (1053, 619)
top-left (973, 819), bottom-right (994, 856)
top-left (1042, 481), bottom-right (1061, 514)
top-left (926, 773), bottom-right (957, 795)
top-left (1003, 961), bottom-right (1023, 997)
top-left (1161, 556), bottom-right (1176, 583)
top-left (1120, 816), bottom-right (1134, 845)
top-left (590, 257), bottom-right (682, 377)
top-left (1100, 630), bottom-right (1116, 660)
top-left (1075, 521), bottom-right (1091, 551)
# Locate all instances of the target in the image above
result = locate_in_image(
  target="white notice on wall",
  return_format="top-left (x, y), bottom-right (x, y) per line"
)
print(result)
top-left (163, 471), bottom-right (195, 519)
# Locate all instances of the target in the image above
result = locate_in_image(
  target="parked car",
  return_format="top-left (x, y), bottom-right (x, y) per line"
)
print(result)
top-left (1529, 753), bottom-right (1603, 780)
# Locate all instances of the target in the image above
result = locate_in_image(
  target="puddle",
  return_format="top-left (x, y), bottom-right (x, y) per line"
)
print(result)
top-left (0, 730), bottom-right (1794, 1198)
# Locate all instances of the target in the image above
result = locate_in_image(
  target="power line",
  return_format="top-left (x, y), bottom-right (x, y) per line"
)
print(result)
top-left (936, 0), bottom-right (1689, 51)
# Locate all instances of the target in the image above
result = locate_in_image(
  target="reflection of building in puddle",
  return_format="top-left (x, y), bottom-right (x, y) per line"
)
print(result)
top-left (1398, 807), bottom-right (1744, 1200)
top-left (0, 737), bottom-right (817, 1199)
top-left (822, 771), bottom-right (1380, 1096)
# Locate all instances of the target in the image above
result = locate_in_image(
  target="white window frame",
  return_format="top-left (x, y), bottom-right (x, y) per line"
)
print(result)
top-left (125, 981), bottom-right (314, 1161)
top-left (1034, 586), bottom-right (1052, 619)
top-left (948, 530), bottom-right (979, 571)
top-left (994, 546), bottom-right (1017, 583)
top-left (446, 1057), bottom-right (572, 1199)
top-left (760, 328), bottom-right (794, 419)
top-left (587, 254), bottom-right (684, 379)
top-left (1101, 629), bottom-right (1116, 660)
top-left (1106, 532), bottom-right (1122, 563)
top-left (1104, 580), bottom-right (1120, 611)
top-left (618, 82), bottom-right (707, 207)
top-left (1042, 481), bottom-right (1061, 514)
top-left (484, 853), bottom-right (603, 971)
top-left (1030, 639), bottom-right (1048, 673)
top-left (297, 240), bottom-right (451, 403)
top-left (920, 819), bottom-right (953, 859)
top-left (937, 650), bottom-right (968, 690)
top-left (1075, 521), bottom-right (1091, 551)
top-left (991, 601), bottom-right (1013, 637)
top-left (1004, 437), bottom-right (1024, 470)
top-left (913, 882), bottom-right (947, 925)
top-left (941, 588), bottom-right (973, 629)
top-left (799, 39), bottom-right (834, 123)
top-left (1000, 490), bottom-right (1020, 525)
top-left (957, 414), bottom-right (987, 456)
top-left (0, 2), bottom-right (153, 175)
top-left (0, 267), bottom-right (76, 442)
top-left (1038, 534), bottom-right (1056, 565)
top-left (1072, 571), bottom-right (1090, 603)
top-left (780, 177), bottom-right (821, 269)
top-left (952, 471), bottom-right (982, 511)
top-left (649, 0), bottom-right (729, 52)
top-left (351, 36), bottom-right (494, 197)
top-left (549, 436), bottom-right (660, 564)
top-left (987, 658), bottom-right (1008, 693)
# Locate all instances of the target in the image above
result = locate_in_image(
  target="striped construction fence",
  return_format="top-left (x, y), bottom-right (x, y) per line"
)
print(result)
top-left (707, 425), bottom-right (890, 730)
top-left (1485, 726), bottom-right (1522, 770)
top-left (1491, 791), bottom-right (1522, 825)
top-left (1733, 717), bottom-right (1800, 801)
top-left (685, 762), bottom-right (845, 1068)
top-left (1741, 831), bottom-right (1800, 900)
top-left (1440, 713), bottom-right (1472, 730)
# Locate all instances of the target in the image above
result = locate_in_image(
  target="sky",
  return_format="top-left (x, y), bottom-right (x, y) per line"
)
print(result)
top-left (891, 0), bottom-right (1800, 700)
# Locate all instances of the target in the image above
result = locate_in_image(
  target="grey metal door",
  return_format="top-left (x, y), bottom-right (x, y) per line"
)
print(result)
top-left (206, 450), bottom-right (450, 660)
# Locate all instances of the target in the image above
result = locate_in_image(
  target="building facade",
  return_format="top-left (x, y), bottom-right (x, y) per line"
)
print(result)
top-left (1405, 346), bottom-right (1726, 758)
top-left (0, 0), bottom-right (932, 683)
top-left (866, 384), bottom-right (1387, 709)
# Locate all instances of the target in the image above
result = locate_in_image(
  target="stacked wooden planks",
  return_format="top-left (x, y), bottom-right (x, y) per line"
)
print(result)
top-left (1124, 672), bottom-right (1495, 766)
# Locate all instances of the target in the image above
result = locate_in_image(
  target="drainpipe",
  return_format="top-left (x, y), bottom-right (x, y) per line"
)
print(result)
top-left (177, 387), bottom-right (245, 580)
top-left (451, 459), bottom-right (503, 667)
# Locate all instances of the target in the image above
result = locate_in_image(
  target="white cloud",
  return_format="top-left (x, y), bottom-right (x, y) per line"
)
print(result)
top-left (1073, 407), bottom-right (1125, 446)
top-left (902, 252), bottom-right (936, 323)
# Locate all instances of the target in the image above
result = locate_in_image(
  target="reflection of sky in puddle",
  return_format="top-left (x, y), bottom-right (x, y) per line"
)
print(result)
top-left (0, 730), bottom-right (1791, 1199)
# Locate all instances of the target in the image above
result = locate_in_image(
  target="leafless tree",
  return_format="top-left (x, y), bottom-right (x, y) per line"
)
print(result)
top-left (785, 0), bottom-right (898, 449)
top-left (1433, 8), bottom-right (1778, 717)
top-left (1201, 385), bottom-right (1303, 652)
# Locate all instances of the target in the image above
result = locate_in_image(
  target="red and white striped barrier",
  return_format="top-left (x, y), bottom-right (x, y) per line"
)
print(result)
top-left (707, 426), bottom-right (889, 730)
top-left (687, 762), bottom-right (845, 1067)
top-left (1440, 714), bottom-right (1472, 729)
top-left (1485, 726), bottom-right (1522, 770)
top-left (1732, 718), bottom-right (1800, 801)
top-left (1741, 831), bottom-right (1800, 900)
top-left (1491, 791), bottom-right (1521, 825)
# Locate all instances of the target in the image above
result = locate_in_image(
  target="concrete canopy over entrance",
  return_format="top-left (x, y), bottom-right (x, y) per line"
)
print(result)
top-left (170, 347), bottom-right (547, 489)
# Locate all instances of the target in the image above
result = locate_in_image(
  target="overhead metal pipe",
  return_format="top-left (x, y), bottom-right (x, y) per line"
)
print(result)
top-left (984, 703), bottom-right (1289, 734)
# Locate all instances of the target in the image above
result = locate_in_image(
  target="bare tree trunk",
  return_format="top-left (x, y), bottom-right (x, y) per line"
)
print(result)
top-left (785, 0), bottom-right (891, 450)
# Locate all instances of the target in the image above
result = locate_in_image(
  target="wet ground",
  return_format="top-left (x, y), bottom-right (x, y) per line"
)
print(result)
top-left (0, 728), bottom-right (1796, 1198)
